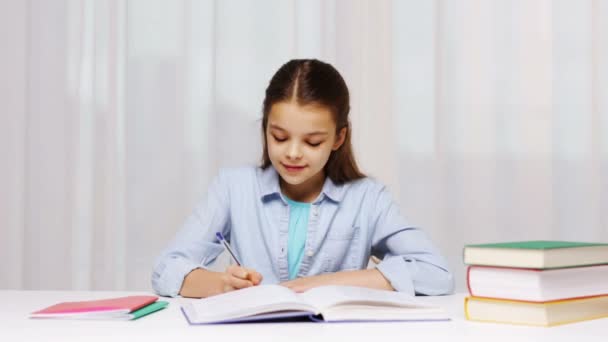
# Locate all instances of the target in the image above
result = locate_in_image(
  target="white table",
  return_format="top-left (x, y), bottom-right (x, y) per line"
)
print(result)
top-left (0, 291), bottom-right (605, 341)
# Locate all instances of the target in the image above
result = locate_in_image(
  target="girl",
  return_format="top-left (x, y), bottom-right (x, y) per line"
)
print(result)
top-left (152, 59), bottom-right (454, 298)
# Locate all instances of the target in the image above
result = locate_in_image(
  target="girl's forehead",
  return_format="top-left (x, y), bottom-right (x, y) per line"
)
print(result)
top-left (268, 102), bottom-right (336, 132)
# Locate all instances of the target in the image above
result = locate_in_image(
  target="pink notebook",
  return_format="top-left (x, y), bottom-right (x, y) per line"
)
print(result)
top-left (30, 295), bottom-right (158, 319)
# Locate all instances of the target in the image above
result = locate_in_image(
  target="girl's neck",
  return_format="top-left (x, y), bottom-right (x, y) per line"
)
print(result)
top-left (280, 170), bottom-right (325, 203)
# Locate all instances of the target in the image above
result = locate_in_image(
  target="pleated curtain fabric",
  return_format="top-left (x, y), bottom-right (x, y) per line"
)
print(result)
top-left (1, 0), bottom-right (607, 291)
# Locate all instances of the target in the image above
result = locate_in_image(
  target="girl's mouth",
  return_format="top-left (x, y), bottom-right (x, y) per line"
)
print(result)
top-left (282, 163), bottom-right (306, 173)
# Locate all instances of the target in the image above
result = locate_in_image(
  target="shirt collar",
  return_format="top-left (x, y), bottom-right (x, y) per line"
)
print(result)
top-left (259, 166), bottom-right (281, 200)
top-left (259, 166), bottom-right (346, 203)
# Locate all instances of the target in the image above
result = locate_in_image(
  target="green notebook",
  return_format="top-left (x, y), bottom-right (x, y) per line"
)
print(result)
top-left (463, 240), bottom-right (608, 269)
top-left (129, 301), bottom-right (169, 320)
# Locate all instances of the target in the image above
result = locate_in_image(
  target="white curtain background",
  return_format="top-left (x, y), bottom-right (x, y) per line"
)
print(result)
top-left (1, 0), bottom-right (607, 291)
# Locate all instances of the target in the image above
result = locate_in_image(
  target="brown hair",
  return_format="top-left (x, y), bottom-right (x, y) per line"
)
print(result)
top-left (261, 59), bottom-right (365, 184)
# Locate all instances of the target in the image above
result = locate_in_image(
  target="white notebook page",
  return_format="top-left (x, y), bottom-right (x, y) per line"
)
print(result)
top-left (188, 285), bottom-right (312, 321)
top-left (298, 285), bottom-right (431, 311)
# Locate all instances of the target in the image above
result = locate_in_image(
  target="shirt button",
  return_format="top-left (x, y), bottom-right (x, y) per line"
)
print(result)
top-left (306, 250), bottom-right (314, 257)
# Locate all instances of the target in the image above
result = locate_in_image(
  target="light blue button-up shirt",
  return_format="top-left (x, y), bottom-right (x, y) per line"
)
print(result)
top-left (151, 166), bottom-right (454, 297)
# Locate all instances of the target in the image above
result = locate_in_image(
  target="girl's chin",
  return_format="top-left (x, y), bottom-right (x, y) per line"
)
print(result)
top-left (279, 173), bottom-right (308, 185)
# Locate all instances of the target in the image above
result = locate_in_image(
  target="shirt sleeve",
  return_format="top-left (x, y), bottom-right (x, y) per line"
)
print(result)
top-left (370, 184), bottom-right (454, 296)
top-left (151, 170), bottom-right (231, 297)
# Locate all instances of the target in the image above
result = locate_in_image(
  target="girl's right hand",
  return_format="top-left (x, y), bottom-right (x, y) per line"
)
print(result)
top-left (220, 265), bottom-right (263, 292)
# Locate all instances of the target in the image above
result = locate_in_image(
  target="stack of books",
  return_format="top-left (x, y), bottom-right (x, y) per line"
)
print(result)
top-left (30, 295), bottom-right (168, 320)
top-left (463, 240), bottom-right (608, 326)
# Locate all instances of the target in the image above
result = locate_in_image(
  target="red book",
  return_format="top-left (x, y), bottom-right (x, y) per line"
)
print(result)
top-left (30, 295), bottom-right (160, 319)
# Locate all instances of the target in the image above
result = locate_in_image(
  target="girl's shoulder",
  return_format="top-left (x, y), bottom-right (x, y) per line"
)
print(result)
top-left (338, 175), bottom-right (392, 204)
top-left (215, 166), bottom-right (282, 201)
top-left (342, 177), bottom-right (403, 215)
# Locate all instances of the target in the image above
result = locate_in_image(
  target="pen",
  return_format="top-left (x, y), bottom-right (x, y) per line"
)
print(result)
top-left (215, 232), bottom-right (243, 266)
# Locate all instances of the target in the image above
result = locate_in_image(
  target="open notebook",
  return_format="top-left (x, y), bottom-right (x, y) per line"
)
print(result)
top-left (181, 285), bottom-right (448, 324)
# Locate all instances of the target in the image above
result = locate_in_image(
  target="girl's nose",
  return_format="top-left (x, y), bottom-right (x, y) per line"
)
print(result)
top-left (286, 142), bottom-right (303, 160)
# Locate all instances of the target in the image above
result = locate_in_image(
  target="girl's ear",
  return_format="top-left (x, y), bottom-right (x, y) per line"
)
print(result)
top-left (332, 127), bottom-right (347, 151)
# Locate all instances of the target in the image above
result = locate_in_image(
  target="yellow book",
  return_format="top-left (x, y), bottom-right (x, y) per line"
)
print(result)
top-left (464, 295), bottom-right (608, 327)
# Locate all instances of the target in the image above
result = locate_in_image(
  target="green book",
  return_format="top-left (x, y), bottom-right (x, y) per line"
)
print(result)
top-left (463, 240), bottom-right (608, 269)
top-left (129, 301), bottom-right (169, 320)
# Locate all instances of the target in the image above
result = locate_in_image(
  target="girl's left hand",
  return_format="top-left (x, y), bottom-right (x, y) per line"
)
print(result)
top-left (279, 269), bottom-right (394, 293)
top-left (280, 273), bottom-right (338, 293)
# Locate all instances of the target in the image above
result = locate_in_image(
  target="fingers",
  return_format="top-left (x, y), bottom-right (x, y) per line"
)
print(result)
top-left (225, 265), bottom-right (252, 289)
top-left (220, 273), bottom-right (252, 292)
top-left (226, 265), bottom-right (263, 284)
top-left (226, 265), bottom-right (249, 279)
top-left (290, 286), bottom-right (307, 293)
top-left (280, 281), bottom-right (305, 293)
top-left (223, 265), bottom-right (264, 291)
top-left (244, 268), bottom-right (263, 285)
top-left (227, 275), bottom-right (254, 289)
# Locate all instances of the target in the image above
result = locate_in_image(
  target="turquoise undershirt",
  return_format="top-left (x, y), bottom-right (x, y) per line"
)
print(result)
top-left (284, 197), bottom-right (311, 280)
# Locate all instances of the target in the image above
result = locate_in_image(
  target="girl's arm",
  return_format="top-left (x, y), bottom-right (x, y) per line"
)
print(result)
top-left (282, 183), bottom-right (454, 295)
top-left (152, 170), bottom-right (258, 297)
top-left (371, 230), bottom-right (455, 296)
top-left (180, 266), bottom-right (263, 298)
top-left (280, 268), bottom-right (393, 293)
top-left (367, 185), bottom-right (454, 295)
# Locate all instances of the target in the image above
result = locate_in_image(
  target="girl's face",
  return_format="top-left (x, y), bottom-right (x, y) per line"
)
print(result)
top-left (266, 101), bottom-right (345, 200)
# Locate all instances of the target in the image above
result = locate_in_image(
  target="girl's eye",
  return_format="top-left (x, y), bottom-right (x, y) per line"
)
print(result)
top-left (273, 136), bottom-right (287, 142)
top-left (308, 141), bottom-right (323, 147)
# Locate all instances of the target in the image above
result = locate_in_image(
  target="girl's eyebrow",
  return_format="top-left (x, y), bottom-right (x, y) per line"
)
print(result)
top-left (269, 124), bottom-right (328, 136)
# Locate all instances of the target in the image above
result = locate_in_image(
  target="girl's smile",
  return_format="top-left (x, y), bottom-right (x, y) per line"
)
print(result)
top-left (281, 163), bottom-right (307, 173)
